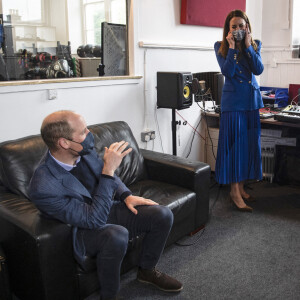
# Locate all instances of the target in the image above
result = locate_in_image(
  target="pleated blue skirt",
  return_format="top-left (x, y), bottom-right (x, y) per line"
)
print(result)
top-left (215, 110), bottom-right (262, 184)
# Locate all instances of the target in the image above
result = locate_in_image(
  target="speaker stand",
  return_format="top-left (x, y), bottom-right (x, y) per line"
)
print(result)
top-left (171, 109), bottom-right (179, 156)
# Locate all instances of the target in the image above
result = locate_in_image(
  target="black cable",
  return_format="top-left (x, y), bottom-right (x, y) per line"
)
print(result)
top-left (209, 175), bottom-right (219, 189)
top-left (244, 179), bottom-right (263, 190)
top-left (196, 102), bottom-right (217, 160)
top-left (185, 116), bottom-right (202, 158)
top-left (209, 183), bottom-right (222, 214)
top-left (154, 101), bottom-right (164, 153)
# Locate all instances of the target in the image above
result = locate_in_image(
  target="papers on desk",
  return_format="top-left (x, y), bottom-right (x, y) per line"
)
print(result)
top-left (260, 128), bottom-right (297, 149)
top-left (261, 128), bottom-right (282, 138)
top-left (261, 128), bottom-right (296, 148)
top-left (261, 136), bottom-right (296, 148)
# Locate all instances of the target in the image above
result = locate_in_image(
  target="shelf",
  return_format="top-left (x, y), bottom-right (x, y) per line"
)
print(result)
top-left (12, 24), bottom-right (57, 52)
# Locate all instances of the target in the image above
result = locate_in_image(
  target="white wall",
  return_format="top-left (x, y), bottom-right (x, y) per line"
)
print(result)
top-left (135, 0), bottom-right (222, 159)
top-left (137, 0), bottom-right (222, 46)
top-left (246, 0), bottom-right (263, 40)
top-left (259, 0), bottom-right (300, 88)
top-left (261, 0), bottom-right (291, 48)
top-left (1, 0), bottom-right (299, 162)
top-left (0, 79), bottom-right (144, 143)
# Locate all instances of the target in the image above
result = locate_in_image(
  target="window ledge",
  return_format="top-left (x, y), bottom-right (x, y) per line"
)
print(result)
top-left (0, 75), bottom-right (142, 93)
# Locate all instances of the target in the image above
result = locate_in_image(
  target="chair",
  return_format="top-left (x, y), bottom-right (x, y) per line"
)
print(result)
top-left (0, 121), bottom-right (210, 300)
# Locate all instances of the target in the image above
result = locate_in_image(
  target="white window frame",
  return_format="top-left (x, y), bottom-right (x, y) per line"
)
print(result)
top-left (1, 0), bottom-right (47, 26)
top-left (82, 0), bottom-right (126, 45)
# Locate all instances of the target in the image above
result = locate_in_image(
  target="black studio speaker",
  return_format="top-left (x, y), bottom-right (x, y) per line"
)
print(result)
top-left (157, 72), bottom-right (193, 110)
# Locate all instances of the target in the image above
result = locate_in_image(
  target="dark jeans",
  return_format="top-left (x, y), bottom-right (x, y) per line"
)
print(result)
top-left (78, 202), bottom-right (173, 299)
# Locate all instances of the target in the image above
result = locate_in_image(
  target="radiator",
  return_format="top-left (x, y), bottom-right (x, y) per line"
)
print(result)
top-left (261, 147), bottom-right (275, 182)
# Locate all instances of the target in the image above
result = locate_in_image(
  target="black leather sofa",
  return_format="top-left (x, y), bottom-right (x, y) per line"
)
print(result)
top-left (0, 121), bottom-right (210, 300)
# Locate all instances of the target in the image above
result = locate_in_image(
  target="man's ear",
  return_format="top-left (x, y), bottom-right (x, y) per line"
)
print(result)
top-left (58, 137), bottom-right (69, 150)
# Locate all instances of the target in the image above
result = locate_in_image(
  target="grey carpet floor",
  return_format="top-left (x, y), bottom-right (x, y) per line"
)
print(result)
top-left (87, 181), bottom-right (300, 300)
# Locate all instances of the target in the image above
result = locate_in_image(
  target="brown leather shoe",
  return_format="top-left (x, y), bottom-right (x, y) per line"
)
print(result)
top-left (137, 267), bottom-right (183, 292)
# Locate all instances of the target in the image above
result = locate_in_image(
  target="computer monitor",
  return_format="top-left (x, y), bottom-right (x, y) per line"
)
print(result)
top-left (101, 22), bottom-right (127, 76)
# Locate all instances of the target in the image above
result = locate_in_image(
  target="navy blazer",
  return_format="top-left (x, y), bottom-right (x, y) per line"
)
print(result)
top-left (214, 40), bottom-right (264, 112)
top-left (29, 150), bottom-right (131, 266)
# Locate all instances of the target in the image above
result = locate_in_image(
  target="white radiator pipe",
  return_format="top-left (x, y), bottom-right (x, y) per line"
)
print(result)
top-left (138, 41), bottom-right (214, 51)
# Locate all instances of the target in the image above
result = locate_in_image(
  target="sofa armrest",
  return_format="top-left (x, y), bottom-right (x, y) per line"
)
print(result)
top-left (0, 191), bottom-right (79, 300)
top-left (140, 149), bottom-right (211, 228)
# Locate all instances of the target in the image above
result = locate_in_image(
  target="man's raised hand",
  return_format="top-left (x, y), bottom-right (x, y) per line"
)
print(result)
top-left (102, 141), bottom-right (132, 176)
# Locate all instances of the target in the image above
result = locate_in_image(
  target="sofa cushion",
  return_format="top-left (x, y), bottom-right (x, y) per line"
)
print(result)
top-left (129, 180), bottom-right (197, 246)
top-left (129, 179), bottom-right (196, 224)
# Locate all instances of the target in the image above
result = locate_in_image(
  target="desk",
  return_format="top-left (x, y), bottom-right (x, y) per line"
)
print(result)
top-left (200, 111), bottom-right (300, 178)
top-left (203, 111), bottom-right (300, 129)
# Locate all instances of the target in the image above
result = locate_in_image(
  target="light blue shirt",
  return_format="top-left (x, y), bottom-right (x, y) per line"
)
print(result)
top-left (49, 151), bottom-right (81, 171)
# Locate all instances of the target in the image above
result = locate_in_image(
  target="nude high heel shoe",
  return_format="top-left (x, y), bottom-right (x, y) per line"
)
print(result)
top-left (242, 195), bottom-right (256, 202)
top-left (229, 196), bottom-right (253, 213)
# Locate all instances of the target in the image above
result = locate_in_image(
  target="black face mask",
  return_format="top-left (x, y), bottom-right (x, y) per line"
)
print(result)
top-left (68, 131), bottom-right (94, 156)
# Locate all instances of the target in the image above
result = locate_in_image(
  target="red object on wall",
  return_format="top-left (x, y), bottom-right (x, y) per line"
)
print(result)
top-left (181, 0), bottom-right (246, 27)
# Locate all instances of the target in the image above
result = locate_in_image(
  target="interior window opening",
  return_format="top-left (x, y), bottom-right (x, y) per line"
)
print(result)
top-left (0, 0), bottom-right (128, 82)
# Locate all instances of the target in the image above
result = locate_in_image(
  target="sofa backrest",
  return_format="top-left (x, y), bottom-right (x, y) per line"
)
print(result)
top-left (0, 135), bottom-right (47, 198)
top-left (0, 121), bottom-right (145, 199)
top-left (89, 121), bottom-right (145, 186)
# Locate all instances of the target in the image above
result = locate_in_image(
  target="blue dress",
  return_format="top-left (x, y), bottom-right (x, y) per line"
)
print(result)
top-left (214, 41), bottom-right (264, 184)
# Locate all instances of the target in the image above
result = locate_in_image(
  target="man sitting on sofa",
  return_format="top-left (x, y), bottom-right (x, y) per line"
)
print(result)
top-left (29, 110), bottom-right (183, 300)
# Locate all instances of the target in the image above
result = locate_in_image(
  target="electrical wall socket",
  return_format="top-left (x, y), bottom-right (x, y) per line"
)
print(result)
top-left (48, 89), bottom-right (57, 100)
top-left (141, 130), bottom-right (155, 142)
top-left (149, 131), bottom-right (156, 140)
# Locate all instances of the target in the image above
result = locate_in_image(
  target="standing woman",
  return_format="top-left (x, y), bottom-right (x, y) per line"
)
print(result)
top-left (214, 10), bottom-right (264, 212)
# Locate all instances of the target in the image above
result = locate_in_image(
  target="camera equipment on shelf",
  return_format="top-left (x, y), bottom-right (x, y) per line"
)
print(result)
top-left (0, 16), bottom-right (75, 81)
top-left (25, 59), bottom-right (72, 79)
top-left (77, 44), bottom-right (102, 58)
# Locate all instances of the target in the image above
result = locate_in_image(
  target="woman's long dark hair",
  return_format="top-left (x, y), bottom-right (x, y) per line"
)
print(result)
top-left (218, 10), bottom-right (258, 58)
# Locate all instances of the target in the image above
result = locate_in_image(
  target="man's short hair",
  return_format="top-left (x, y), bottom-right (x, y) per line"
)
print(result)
top-left (41, 118), bottom-right (74, 151)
